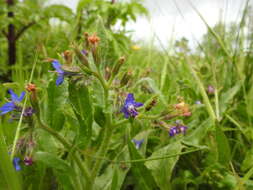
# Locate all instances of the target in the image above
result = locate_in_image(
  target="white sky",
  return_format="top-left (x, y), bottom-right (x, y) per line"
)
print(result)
top-left (50, 0), bottom-right (251, 48)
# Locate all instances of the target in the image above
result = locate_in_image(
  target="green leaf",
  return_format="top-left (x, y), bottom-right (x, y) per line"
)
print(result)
top-left (34, 152), bottom-right (74, 174)
top-left (43, 5), bottom-right (73, 23)
top-left (220, 83), bottom-right (241, 115)
top-left (52, 112), bottom-right (65, 131)
top-left (95, 147), bottom-right (130, 190)
top-left (46, 80), bottom-right (67, 130)
top-left (68, 81), bottom-right (93, 146)
top-left (183, 119), bottom-right (212, 147)
top-left (76, 0), bottom-right (93, 12)
top-left (0, 131), bottom-right (22, 190)
top-left (55, 171), bottom-right (75, 190)
top-left (145, 141), bottom-right (183, 190)
top-left (128, 140), bottom-right (157, 190)
top-left (110, 168), bottom-right (118, 190)
top-left (215, 126), bottom-right (231, 166)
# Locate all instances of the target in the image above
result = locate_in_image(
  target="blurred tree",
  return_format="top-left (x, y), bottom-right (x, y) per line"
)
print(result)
top-left (0, 0), bottom-right (147, 82)
top-left (0, 0), bottom-right (73, 81)
top-left (74, 0), bottom-right (148, 39)
top-left (175, 37), bottom-right (191, 55)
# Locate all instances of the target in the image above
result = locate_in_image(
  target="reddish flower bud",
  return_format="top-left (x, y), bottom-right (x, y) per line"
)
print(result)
top-left (88, 33), bottom-right (100, 45)
top-left (26, 83), bottom-right (36, 92)
top-left (63, 50), bottom-right (73, 64)
top-left (24, 156), bottom-right (33, 166)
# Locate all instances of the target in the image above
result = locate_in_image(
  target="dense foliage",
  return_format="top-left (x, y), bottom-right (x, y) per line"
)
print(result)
top-left (0, 0), bottom-right (253, 190)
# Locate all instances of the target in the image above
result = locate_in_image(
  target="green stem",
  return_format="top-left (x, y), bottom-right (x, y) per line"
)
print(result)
top-left (94, 70), bottom-right (108, 91)
top-left (211, 61), bottom-right (220, 121)
top-left (90, 70), bottom-right (112, 188)
top-left (11, 95), bottom-right (28, 160)
top-left (11, 53), bottom-right (38, 159)
top-left (117, 147), bottom-right (207, 163)
top-left (137, 114), bottom-right (161, 120)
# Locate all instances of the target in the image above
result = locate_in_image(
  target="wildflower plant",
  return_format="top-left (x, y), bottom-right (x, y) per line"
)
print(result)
top-left (0, 19), bottom-right (213, 189)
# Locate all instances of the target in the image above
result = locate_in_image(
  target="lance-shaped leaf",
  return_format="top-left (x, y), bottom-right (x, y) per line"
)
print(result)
top-left (68, 81), bottom-right (93, 147)
top-left (46, 80), bottom-right (67, 131)
top-left (145, 141), bottom-right (183, 190)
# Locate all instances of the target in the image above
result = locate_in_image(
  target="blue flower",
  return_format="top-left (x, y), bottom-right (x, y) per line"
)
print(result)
top-left (0, 89), bottom-right (25, 115)
top-left (169, 125), bottom-right (188, 137)
top-left (132, 139), bottom-right (144, 149)
top-left (52, 60), bottom-right (65, 86)
top-left (169, 126), bottom-right (178, 137)
top-left (121, 93), bottom-right (143, 118)
top-left (52, 60), bottom-right (79, 86)
top-left (13, 157), bottom-right (21, 171)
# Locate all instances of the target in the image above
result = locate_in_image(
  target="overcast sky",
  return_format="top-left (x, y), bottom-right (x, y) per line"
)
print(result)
top-left (50, 0), bottom-right (251, 47)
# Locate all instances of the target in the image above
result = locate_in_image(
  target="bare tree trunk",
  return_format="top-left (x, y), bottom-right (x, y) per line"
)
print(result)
top-left (8, 24), bottom-right (16, 68)
top-left (7, 0), bottom-right (16, 68)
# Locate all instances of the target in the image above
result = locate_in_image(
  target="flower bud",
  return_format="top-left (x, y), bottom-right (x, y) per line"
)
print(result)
top-left (26, 83), bottom-right (36, 92)
top-left (74, 47), bottom-right (90, 68)
top-left (120, 70), bottom-right (132, 87)
top-left (24, 156), bottom-right (33, 166)
top-left (174, 101), bottom-right (191, 117)
top-left (91, 45), bottom-right (100, 66)
top-left (63, 50), bottom-right (73, 65)
top-left (88, 33), bottom-right (100, 45)
top-left (105, 67), bottom-right (111, 80)
top-left (26, 83), bottom-right (37, 101)
top-left (112, 56), bottom-right (125, 77)
top-left (23, 107), bottom-right (35, 117)
top-left (207, 85), bottom-right (215, 95)
top-left (84, 32), bottom-right (89, 47)
top-left (145, 98), bottom-right (157, 111)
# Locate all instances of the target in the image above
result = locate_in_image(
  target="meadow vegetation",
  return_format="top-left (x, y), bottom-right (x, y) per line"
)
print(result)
top-left (0, 0), bottom-right (253, 189)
